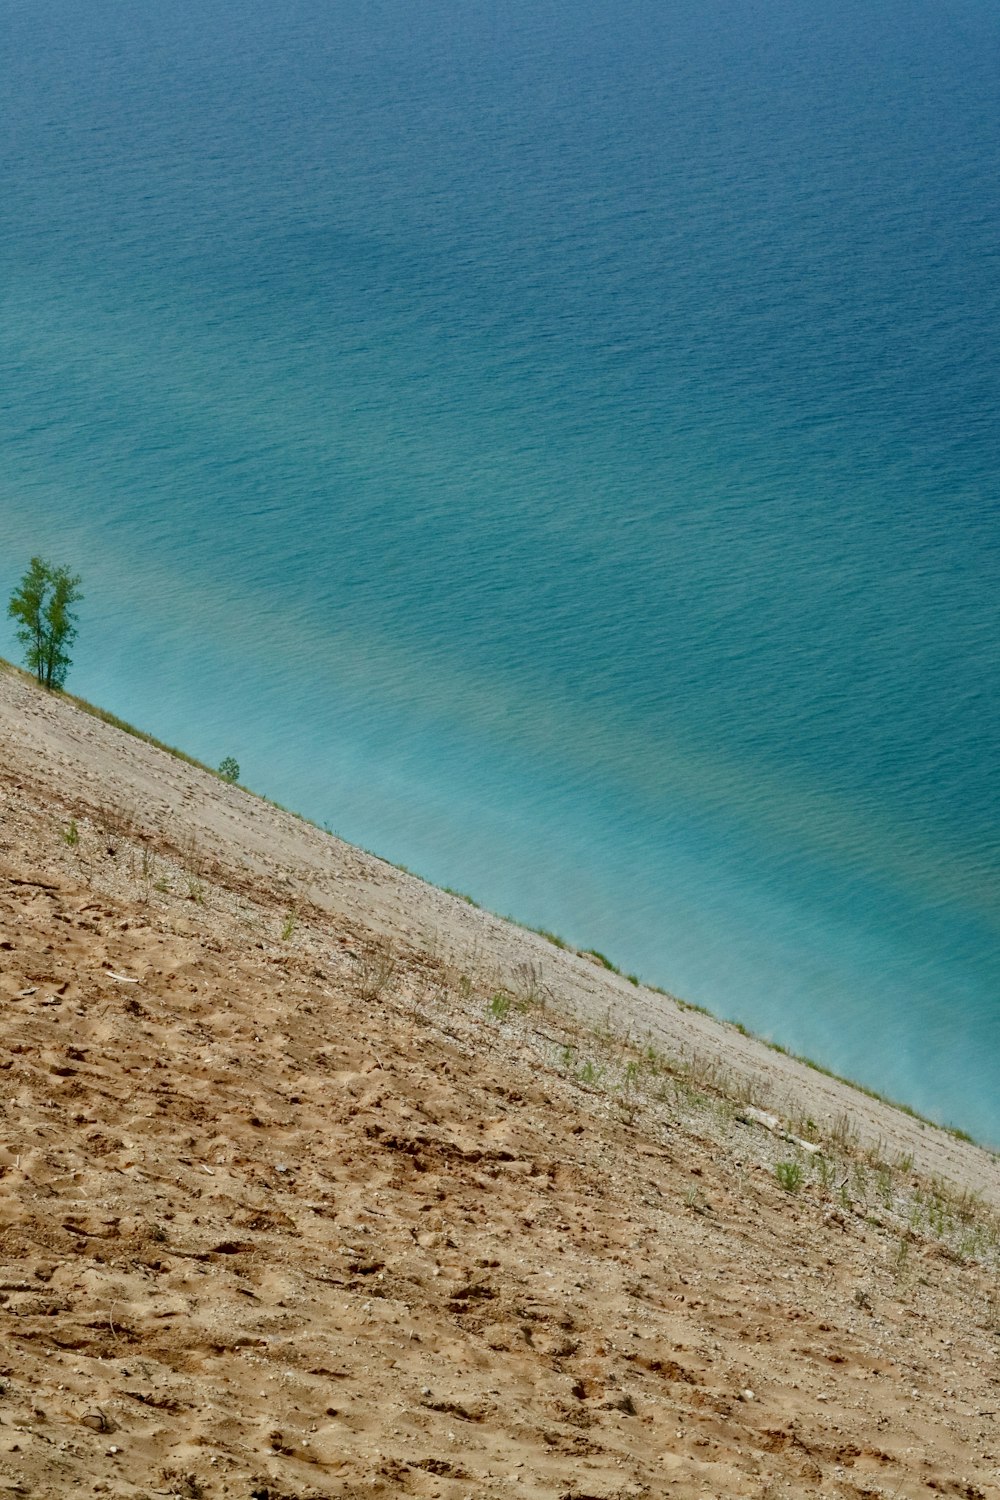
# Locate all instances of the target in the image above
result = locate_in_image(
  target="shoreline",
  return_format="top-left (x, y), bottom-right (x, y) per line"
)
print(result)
top-left (5, 654), bottom-right (1000, 1495)
top-left (2, 659), bottom-right (997, 1199)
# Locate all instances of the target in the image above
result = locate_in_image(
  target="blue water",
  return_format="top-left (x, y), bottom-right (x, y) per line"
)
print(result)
top-left (2, 0), bottom-right (998, 1140)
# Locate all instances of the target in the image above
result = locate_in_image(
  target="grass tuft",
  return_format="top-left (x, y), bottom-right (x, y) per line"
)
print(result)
top-left (584, 949), bottom-right (621, 974)
top-left (775, 1160), bottom-right (805, 1194)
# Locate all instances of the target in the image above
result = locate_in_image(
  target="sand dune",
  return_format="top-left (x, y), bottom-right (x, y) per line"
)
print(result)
top-left (1, 664), bottom-right (998, 1499)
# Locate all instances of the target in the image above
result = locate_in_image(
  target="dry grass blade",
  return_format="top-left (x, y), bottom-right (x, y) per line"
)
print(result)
top-left (356, 936), bottom-right (398, 1002)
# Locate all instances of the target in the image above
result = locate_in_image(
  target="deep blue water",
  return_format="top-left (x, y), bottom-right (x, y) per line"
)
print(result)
top-left (2, 0), bottom-right (998, 1140)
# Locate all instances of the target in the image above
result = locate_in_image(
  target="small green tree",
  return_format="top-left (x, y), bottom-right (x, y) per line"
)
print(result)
top-left (7, 557), bottom-right (84, 689)
top-left (218, 756), bottom-right (240, 783)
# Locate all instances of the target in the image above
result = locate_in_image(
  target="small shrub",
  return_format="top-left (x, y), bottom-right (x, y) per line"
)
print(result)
top-left (281, 908), bottom-right (297, 942)
top-left (775, 1160), bottom-right (804, 1194)
top-left (218, 756), bottom-right (240, 783)
top-left (62, 818), bottom-right (79, 846)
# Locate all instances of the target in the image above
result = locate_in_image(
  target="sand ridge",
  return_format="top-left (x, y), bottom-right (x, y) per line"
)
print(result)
top-left (0, 665), bottom-right (998, 1498)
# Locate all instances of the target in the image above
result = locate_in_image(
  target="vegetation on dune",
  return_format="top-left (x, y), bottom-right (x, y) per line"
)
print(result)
top-left (0, 648), bottom-right (992, 1155)
top-left (218, 756), bottom-right (241, 783)
top-left (7, 556), bottom-right (83, 689)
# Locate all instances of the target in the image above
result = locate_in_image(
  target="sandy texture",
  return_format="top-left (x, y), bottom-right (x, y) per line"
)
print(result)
top-left (1, 665), bottom-right (998, 1499)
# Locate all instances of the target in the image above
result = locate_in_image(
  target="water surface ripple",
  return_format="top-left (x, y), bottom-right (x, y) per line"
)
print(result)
top-left (2, 0), bottom-right (998, 1139)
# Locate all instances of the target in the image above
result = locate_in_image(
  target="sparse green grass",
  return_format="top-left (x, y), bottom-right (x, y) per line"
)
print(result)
top-left (584, 949), bottom-right (621, 974)
top-left (758, 1030), bottom-right (960, 1136)
top-left (893, 1234), bottom-right (912, 1278)
top-left (817, 1154), bottom-right (837, 1191)
top-left (61, 817), bottom-right (79, 846)
top-left (487, 991), bottom-right (512, 1022)
top-left (928, 1192), bottom-right (950, 1237)
top-left (444, 886), bottom-right (480, 907)
top-left (533, 927), bottom-right (569, 950)
top-left (70, 694), bottom-right (211, 772)
top-left (775, 1160), bottom-right (805, 1193)
top-left (463, 941), bottom-right (999, 1268)
top-left (673, 994), bottom-right (710, 1016)
top-left (918, 1179), bottom-right (991, 1248)
top-left (281, 907), bottom-right (297, 942)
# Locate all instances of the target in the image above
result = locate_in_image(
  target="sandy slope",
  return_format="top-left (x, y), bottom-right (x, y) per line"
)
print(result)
top-left (0, 665), bottom-right (998, 1500)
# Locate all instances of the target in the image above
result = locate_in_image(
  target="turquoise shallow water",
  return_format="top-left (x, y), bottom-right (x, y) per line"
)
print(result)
top-left (2, 0), bottom-right (998, 1139)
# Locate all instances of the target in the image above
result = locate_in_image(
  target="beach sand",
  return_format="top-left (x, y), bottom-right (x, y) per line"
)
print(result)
top-left (1, 662), bottom-right (998, 1498)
